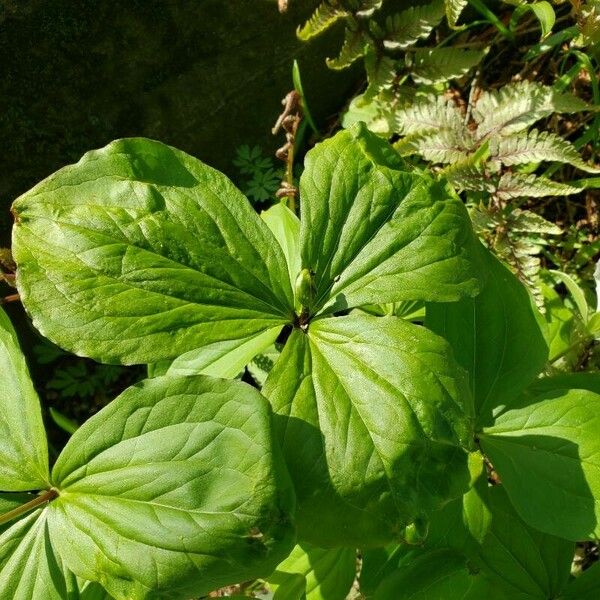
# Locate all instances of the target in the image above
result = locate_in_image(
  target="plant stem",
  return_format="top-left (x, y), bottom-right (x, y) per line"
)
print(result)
top-left (468, 0), bottom-right (515, 41)
top-left (0, 489), bottom-right (58, 526)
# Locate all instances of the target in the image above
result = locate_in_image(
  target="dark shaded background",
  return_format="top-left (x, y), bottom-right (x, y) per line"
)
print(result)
top-left (0, 0), bottom-right (359, 242)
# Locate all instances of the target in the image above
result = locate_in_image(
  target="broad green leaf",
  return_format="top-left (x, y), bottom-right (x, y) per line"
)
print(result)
top-left (563, 561), bottom-right (600, 599)
top-left (373, 548), bottom-right (500, 600)
top-left (550, 270), bottom-right (590, 323)
top-left (263, 312), bottom-right (473, 547)
top-left (0, 306), bottom-right (49, 491)
top-left (425, 451), bottom-right (492, 555)
top-left (49, 375), bottom-right (295, 599)
top-left (360, 545), bottom-right (408, 598)
top-left (525, 373), bottom-right (600, 401)
top-left (475, 486), bottom-right (574, 600)
top-left (261, 201), bottom-right (301, 295)
top-left (12, 138), bottom-right (294, 365)
top-left (0, 509), bottom-right (68, 599)
top-left (299, 124), bottom-right (479, 315)
top-left (481, 388), bottom-right (600, 541)
top-left (150, 325), bottom-right (282, 378)
top-left (427, 244), bottom-right (548, 427)
top-left (595, 259), bottom-right (600, 311)
top-left (267, 542), bottom-right (356, 600)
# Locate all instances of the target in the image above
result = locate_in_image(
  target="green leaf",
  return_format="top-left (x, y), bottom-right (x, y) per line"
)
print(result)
top-left (12, 138), bottom-right (294, 365)
top-left (360, 545), bottom-right (408, 598)
top-left (363, 47), bottom-right (397, 100)
top-left (382, 1), bottom-right (445, 51)
top-left (425, 451), bottom-right (492, 554)
top-left (373, 548), bottom-right (499, 599)
top-left (297, 1), bottom-right (349, 41)
top-left (0, 509), bottom-right (68, 599)
top-left (261, 201), bottom-right (302, 301)
top-left (263, 312), bottom-right (473, 547)
top-left (396, 129), bottom-right (474, 164)
top-left (300, 124), bottom-right (480, 316)
top-left (474, 81), bottom-right (591, 139)
top-left (563, 560), bottom-right (600, 600)
top-left (496, 173), bottom-right (582, 200)
top-left (150, 326), bottom-right (282, 378)
top-left (490, 129), bottom-right (600, 173)
top-left (326, 26), bottom-right (367, 69)
top-left (408, 48), bottom-right (486, 84)
top-left (550, 270), bottom-right (590, 323)
top-left (427, 244), bottom-right (547, 427)
top-left (475, 486), bottom-right (574, 600)
top-left (530, 2), bottom-right (556, 38)
top-left (268, 542), bottom-right (356, 600)
top-left (481, 388), bottom-right (600, 541)
top-left (0, 306), bottom-right (49, 491)
top-left (49, 375), bottom-right (295, 599)
top-left (445, 0), bottom-right (469, 27)
top-left (393, 95), bottom-right (464, 136)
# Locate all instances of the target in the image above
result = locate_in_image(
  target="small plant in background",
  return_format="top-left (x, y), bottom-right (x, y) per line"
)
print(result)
top-left (233, 144), bottom-right (282, 204)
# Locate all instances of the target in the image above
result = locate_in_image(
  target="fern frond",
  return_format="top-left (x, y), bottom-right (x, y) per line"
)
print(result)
top-left (491, 129), bottom-right (600, 173)
top-left (354, 0), bottom-right (383, 18)
top-left (297, 1), bottom-right (349, 41)
top-left (507, 209), bottom-right (563, 235)
top-left (445, 0), bottom-right (468, 27)
top-left (474, 81), bottom-right (591, 138)
top-left (393, 94), bottom-right (464, 135)
top-left (364, 47), bottom-right (397, 100)
top-left (326, 26), bottom-right (367, 69)
top-left (496, 173), bottom-right (582, 200)
top-left (408, 48), bottom-right (486, 84)
top-left (383, 0), bottom-right (445, 51)
top-left (441, 153), bottom-right (497, 192)
top-left (394, 129), bottom-right (473, 163)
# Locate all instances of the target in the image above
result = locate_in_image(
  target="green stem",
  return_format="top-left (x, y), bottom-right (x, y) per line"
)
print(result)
top-left (0, 489), bottom-right (58, 527)
top-left (550, 336), bottom-right (592, 365)
top-left (468, 0), bottom-right (515, 41)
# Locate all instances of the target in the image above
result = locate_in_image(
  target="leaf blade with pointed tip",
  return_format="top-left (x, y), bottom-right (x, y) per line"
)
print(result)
top-left (12, 138), bottom-right (294, 365)
top-left (427, 244), bottom-right (548, 427)
top-left (0, 509), bottom-right (68, 600)
top-left (0, 306), bottom-right (49, 491)
top-left (50, 375), bottom-right (295, 600)
top-left (481, 388), bottom-right (600, 541)
top-left (263, 313), bottom-right (473, 547)
top-left (299, 124), bottom-right (480, 316)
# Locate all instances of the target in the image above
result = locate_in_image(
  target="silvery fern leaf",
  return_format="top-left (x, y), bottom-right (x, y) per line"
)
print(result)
top-left (364, 47), bottom-right (397, 100)
top-left (408, 48), bottom-right (486, 84)
top-left (507, 209), bottom-right (563, 235)
top-left (327, 26), bottom-right (367, 69)
top-left (297, 1), bottom-right (349, 40)
top-left (394, 128), bottom-right (474, 163)
top-left (491, 129), bottom-right (600, 173)
top-left (496, 172), bottom-right (582, 200)
top-left (445, 0), bottom-right (469, 27)
top-left (383, 0), bottom-right (445, 51)
top-left (393, 94), bottom-right (464, 135)
top-left (441, 155), bottom-right (497, 193)
top-left (474, 81), bottom-right (591, 138)
top-left (354, 0), bottom-right (383, 18)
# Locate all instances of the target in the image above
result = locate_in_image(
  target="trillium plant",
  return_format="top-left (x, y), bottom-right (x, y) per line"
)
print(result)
top-left (2, 124), bottom-right (600, 599)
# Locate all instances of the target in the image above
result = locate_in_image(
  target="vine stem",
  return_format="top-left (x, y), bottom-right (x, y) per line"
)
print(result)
top-left (0, 489), bottom-right (58, 526)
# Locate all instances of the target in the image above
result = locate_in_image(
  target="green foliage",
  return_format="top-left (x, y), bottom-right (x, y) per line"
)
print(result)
top-left (0, 304), bottom-right (295, 599)
top-left (297, 0), bottom-right (485, 100)
top-left (5, 123), bottom-right (600, 598)
top-left (233, 144), bottom-right (282, 204)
